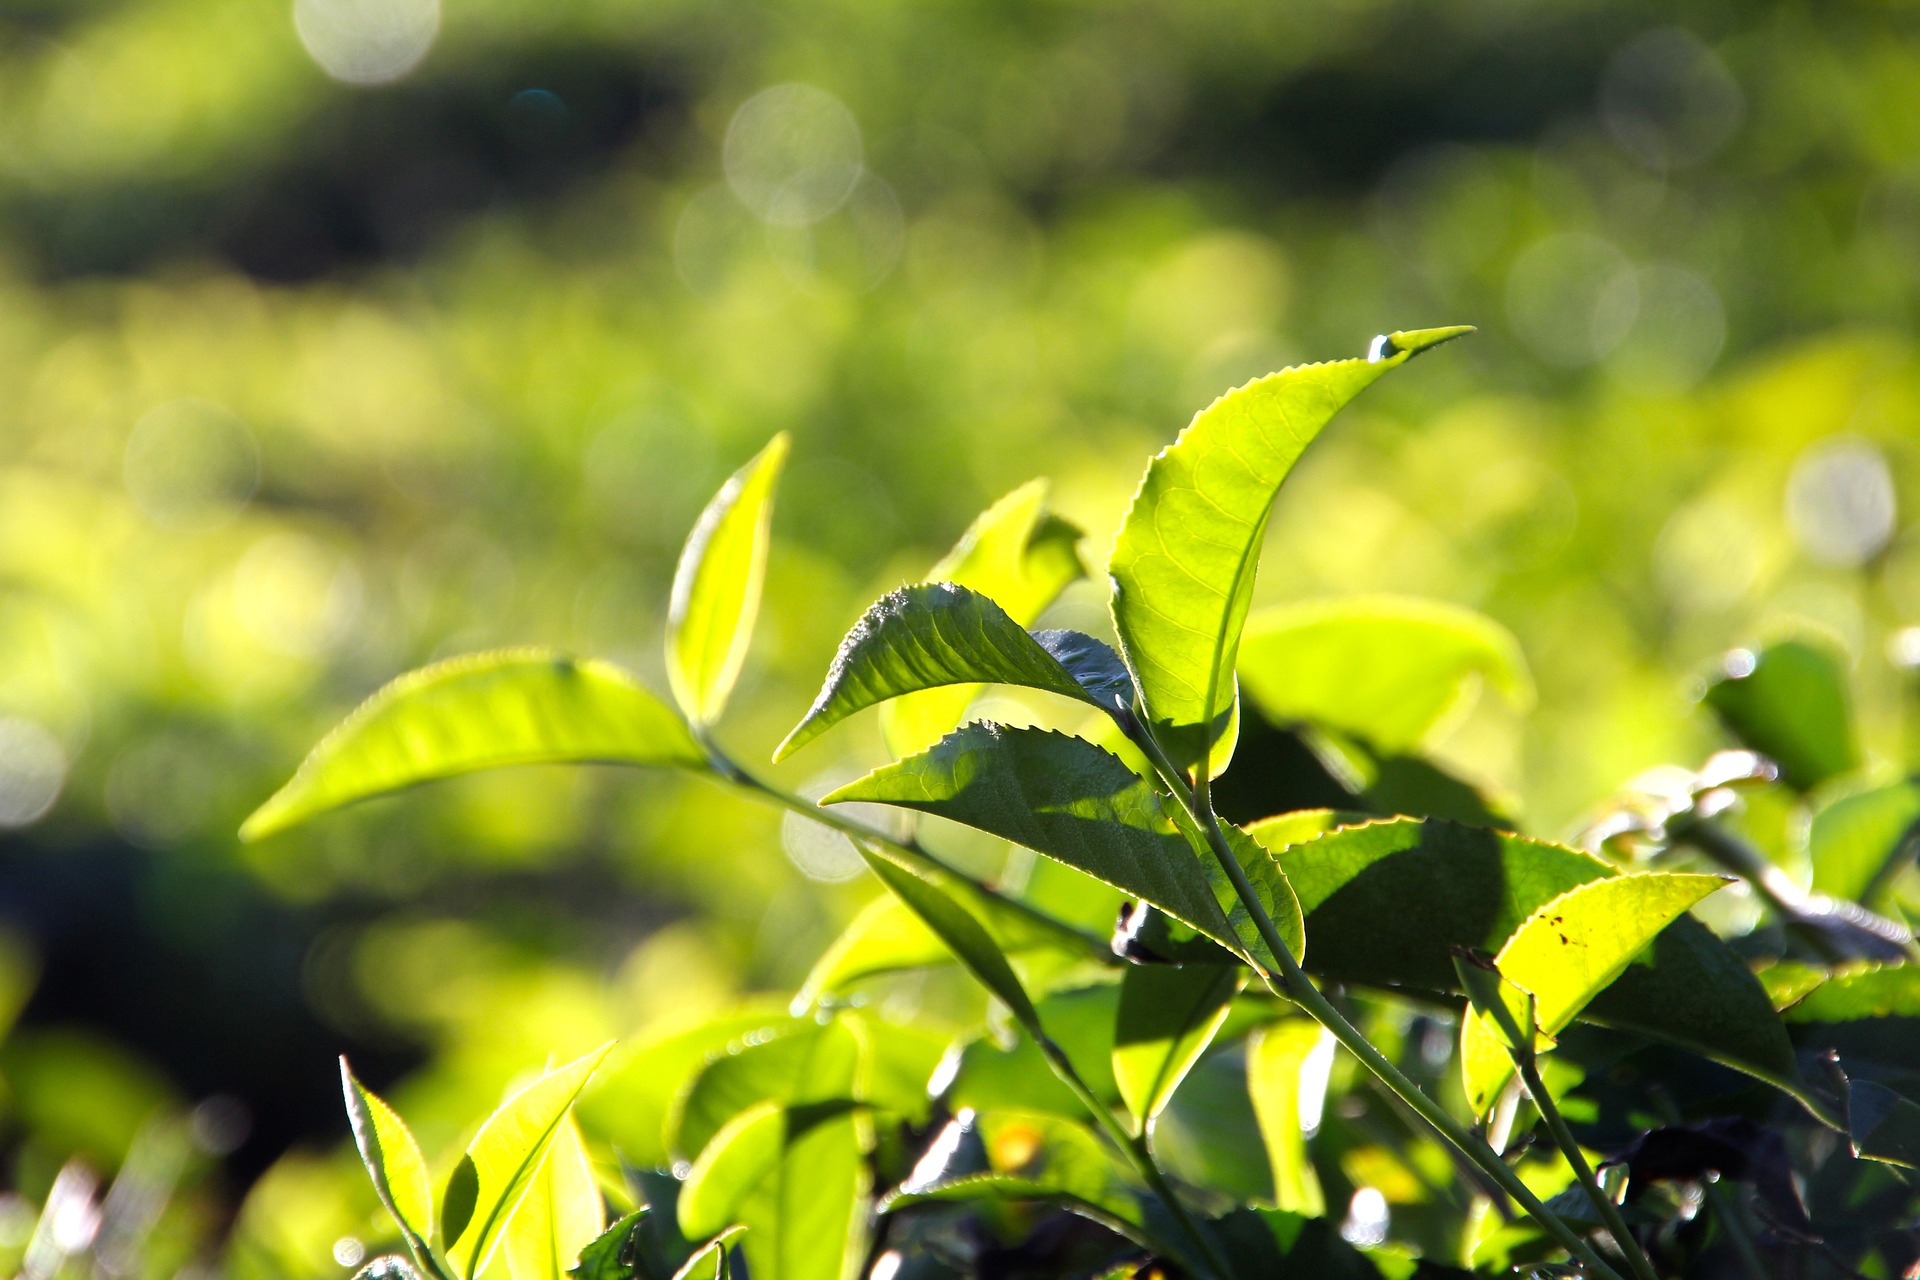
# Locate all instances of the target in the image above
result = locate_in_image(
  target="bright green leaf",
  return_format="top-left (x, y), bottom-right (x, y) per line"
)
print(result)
top-left (882, 480), bottom-right (1085, 757)
top-left (1702, 637), bottom-right (1859, 792)
top-left (667, 433), bottom-right (790, 725)
top-left (678, 1103), bottom-right (867, 1280)
top-left (505, 1113), bottom-right (604, 1280)
top-left (1238, 596), bottom-right (1530, 753)
top-left (827, 723), bottom-right (1304, 968)
top-left (1250, 817), bottom-right (1799, 1098)
top-left (1108, 327), bottom-right (1471, 777)
top-left (1808, 778), bottom-right (1920, 905)
top-left (777, 584), bottom-right (1124, 760)
top-left (943, 984), bottom-right (1124, 1119)
top-left (241, 651), bottom-right (706, 840)
top-left (1245, 1021), bottom-right (1327, 1216)
top-left (1114, 964), bottom-right (1243, 1132)
top-left (443, 1043), bottom-right (615, 1280)
top-left (341, 1060), bottom-right (437, 1269)
top-left (1461, 873), bottom-right (1727, 1114)
top-left (670, 1020), bottom-right (859, 1160)
top-left (670, 1226), bottom-right (745, 1280)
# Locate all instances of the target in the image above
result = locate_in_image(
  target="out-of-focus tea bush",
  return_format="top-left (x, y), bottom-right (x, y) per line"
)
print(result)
top-left (0, 0), bottom-right (1917, 1274)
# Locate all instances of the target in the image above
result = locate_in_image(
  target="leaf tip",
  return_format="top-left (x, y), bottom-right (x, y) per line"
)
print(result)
top-left (1369, 325), bottom-right (1475, 364)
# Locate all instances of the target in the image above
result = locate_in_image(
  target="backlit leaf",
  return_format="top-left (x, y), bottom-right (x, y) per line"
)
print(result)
top-left (1702, 637), bottom-right (1859, 792)
top-left (667, 433), bottom-right (790, 725)
top-left (670, 1020), bottom-right (859, 1160)
top-left (444, 1044), bottom-right (615, 1280)
top-left (857, 845), bottom-right (1039, 1029)
top-left (1108, 327), bottom-right (1471, 777)
top-left (567, 1209), bottom-right (645, 1280)
top-left (1238, 596), bottom-right (1530, 753)
top-left (827, 723), bottom-right (1304, 968)
top-left (1245, 1022), bottom-right (1328, 1216)
top-left (505, 1113), bottom-right (604, 1280)
top-left (1461, 873), bottom-right (1728, 1114)
top-left (670, 1226), bottom-right (745, 1280)
top-left (242, 651), bottom-right (705, 840)
top-left (678, 1102), bottom-right (867, 1280)
top-left (777, 584), bottom-right (1124, 760)
top-left (1114, 964), bottom-right (1243, 1132)
top-left (342, 1060), bottom-right (436, 1269)
top-left (882, 480), bottom-right (1085, 756)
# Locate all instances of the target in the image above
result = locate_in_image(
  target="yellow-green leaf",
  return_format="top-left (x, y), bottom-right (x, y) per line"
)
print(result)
top-left (1461, 873), bottom-right (1727, 1115)
top-left (342, 1060), bottom-right (436, 1267)
top-left (667, 434), bottom-right (790, 725)
top-left (1245, 1021), bottom-right (1328, 1216)
top-left (444, 1044), bottom-right (615, 1280)
top-left (242, 651), bottom-right (705, 841)
top-left (505, 1113), bottom-right (604, 1280)
top-left (1108, 327), bottom-right (1471, 777)
top-left (678, 1102), bottom-right (867, 1280)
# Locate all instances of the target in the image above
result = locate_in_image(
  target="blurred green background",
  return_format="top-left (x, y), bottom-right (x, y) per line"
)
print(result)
top-left (0, 0), bottom-right (1917, 1273)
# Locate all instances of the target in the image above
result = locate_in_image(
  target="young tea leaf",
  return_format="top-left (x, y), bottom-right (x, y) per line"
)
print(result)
top-left (242, 651), bottom-right (706, 841)
top-left (678, 1102), bottom-right (867, 1280)
top-left (1460, 873), bottom-right (1728, 1115)
top-left (505, 1113), bottom-right (604, 1280)
top-left (827, 723), bottom-right (1304, 968)
top-left (342, 1060), bottom-right (437, 1271)
top-left (777, 584), bottom-right (1124, 760)
top-left (1108, 327), bottom-right (1471, 777)
top-left (1237, 596), bottom-right (1530, 753)
top-left (667, 434), bottom-right (790, 726)
top-left (857, 845), bottom-right (1040, 1029)
top-left (882, 480), bottom-right (1085, 756)
top-left (1808, 778), bottom-right (1920, 906)
top-left (669, 1019), bottom-right (859, 1160)
top-left (568, 1210), bottom-right (645, 1280)
top-left (1113, 963), bottom-right (1244, 1132)
top-left (444, 1043), bottom-right (616, 1280)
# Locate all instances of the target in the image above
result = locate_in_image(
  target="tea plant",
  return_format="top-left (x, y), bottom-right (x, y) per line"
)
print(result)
top-left (244, 329), bottom-right (1920, 1279)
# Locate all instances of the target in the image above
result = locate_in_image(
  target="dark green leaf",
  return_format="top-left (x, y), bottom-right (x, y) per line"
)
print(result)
top-left (858, 845), bottom-right (1040, 1028)
top-left (1238, 596), bottom-right (1530, 753)
top-left (1702, 637), bottom-right (1859, 791)
top-left (880, 480), bottom-right (1085, 757)
top-left (1808, 778), bottom-right (1920, 905)
top-left (777, 584), bottom-right (1120, 760)
top-left (1850, 1079), bottom-right (1920, 1169)
top-left (1108, 326), bottom-right (1472, 777)
top-left (568, 1210), bottom-right (645, 1280)
top-left (1114, 964), bottom-right (1242, 1132)
top-left (666, 433), bottom-right (789, 726)
top-left (828, 723), bottom-right (1304, 968)
top-left (242, 651), bottom-right (706, 841)
top-left (1249, 817), bottom-right (1801, 1099)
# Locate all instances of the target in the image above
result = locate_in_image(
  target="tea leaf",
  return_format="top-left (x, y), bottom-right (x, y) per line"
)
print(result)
top-left (444, 1044), bottom-right (615, 1280)
top-left (1238, 596), bottom-right (1530, 753)
top-left (678, 1102), bottom-right (867, 1280)
top-left (1808, 779), bottom-right (1920, 905)
top-left (667, 433), bottom-right (790, 725)
top-left (1245, 1022), bottom-right (1327, 1216)
top-left (505, 1114), bottom-right (604, 1280)
top-left (777, 584), bottom-right (1124, 760)
top-left (1460, 873), bottom-right (1728, 1114)
top-left (1703, 637), bottom-right (1859, 792)
top-left (669, 1020), bottom-right (859, 1161)
top-left (1113, 964), bottom-right (1244, 1132)
top-left (567, 1210), bottom-right (645, 1280)
top-left (342, 1061), bottom-right (437, 1270)
top-left (670, 1226), bottom-right (745, 1280)
top-left (828, 723), bottom-right (1304, 967)
top-left (882, 480), bottom-right (1085, 756)
top-left (1108, 327), bottom-right (1470, 776)
top-left (242, 651), bottom-right (705, 840)
top-left (858, 845), bottom-right (1039, 1027)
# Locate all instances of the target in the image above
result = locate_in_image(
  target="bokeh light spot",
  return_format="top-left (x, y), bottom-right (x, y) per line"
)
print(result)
top-left (0, 718), bottom-right (66, 828)
top-left (724, 84), bottom-right (864, 226)
top-left (123, 399), bottom-right (259, 530)
top-left (294, 0), bottom-right (440, 87)
top-left (1786, 436), bottom-right (1897, 567)
top-left (1599, 28), bottom-right (1743, 171)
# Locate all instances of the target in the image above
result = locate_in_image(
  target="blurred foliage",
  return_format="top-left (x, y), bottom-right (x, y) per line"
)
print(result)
top-left (1, 0), bottom-right (1920, 1275)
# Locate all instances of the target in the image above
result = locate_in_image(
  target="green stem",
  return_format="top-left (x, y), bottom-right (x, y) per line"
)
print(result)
top-left (705, 739), bottom-right (1221, 1276)
top-left (1133, 734), bottom-right (1623, 1280)
top-left (1515, 1055), bottom-right (1661, 1280)
top-left (1031, 1033), bottom-right (1236, 1280)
